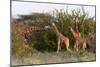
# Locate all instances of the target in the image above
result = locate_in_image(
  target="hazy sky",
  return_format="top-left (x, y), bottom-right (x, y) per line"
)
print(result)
top-left (12, 1), bottom-right (95, 18)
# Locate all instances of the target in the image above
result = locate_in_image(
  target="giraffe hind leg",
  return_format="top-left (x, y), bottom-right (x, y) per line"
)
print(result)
top-left (82, 42), bottom-right (86, 51)
top-left (65, 40), bottom-right (72, 52)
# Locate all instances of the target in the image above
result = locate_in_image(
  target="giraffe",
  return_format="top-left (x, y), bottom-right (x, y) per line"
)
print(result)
top-left (70, 27), bottom-right (87, 51)
top-left (21, 24), bottom-right (46, 40)
top-left (78, 37), bottom-right (87, 51)
top-left (48, 22), bottom-right (71, 53)
top-left (21, 24), bottom-right (47, 49)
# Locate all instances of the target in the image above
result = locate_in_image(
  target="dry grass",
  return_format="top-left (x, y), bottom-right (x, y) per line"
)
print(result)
top-left (12, 50), bottom-right (96, 66)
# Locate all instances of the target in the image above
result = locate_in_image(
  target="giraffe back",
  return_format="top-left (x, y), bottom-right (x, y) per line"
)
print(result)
top-left (21, 24), bottom-right (46, 40)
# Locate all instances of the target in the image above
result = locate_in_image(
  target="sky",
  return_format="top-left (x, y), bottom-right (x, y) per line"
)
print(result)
top-left (12, 1), bottom-right (95, 18)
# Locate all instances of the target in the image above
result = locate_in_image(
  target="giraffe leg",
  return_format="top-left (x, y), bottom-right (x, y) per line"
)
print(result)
top-left (82, 41), bottom-right (86, 51)
top-left (74, 43), bottom-right (76, 51)
top-left (57, 39), bottom-right (60, 53)
top-left (74, 41), bottom-right (77, 51)
top-left (76, 40), bottom-right (79, 51)
top-left (65, 40), bottom-right (71, 52)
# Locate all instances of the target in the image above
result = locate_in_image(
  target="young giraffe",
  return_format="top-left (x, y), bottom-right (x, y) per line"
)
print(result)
top-left (70, 27), bottom-right (86, 51)
top-left (49, 22), bottom-right (71, 53)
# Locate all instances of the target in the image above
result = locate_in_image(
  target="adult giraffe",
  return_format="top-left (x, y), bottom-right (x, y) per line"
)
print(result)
top-left (21, 24), bottom-right (48, 49)
top-left (70, 27), bottom-right (87, 51)
top-left (47, 20), bottom-right (71, 53)
top-left (21, 24), bottom-right (45, 41)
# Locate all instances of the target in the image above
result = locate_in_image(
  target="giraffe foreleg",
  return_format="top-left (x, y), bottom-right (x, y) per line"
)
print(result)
top-left (75, 40), bottom-right (79, 51)
top-left (74, 43), bottom-right (76, 50)
top-left (57, 39), bottom-right (61, 53)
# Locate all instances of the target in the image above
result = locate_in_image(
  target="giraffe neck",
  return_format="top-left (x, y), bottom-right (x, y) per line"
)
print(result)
top-left (52, 23), bottom-right (61, 37)
top-left (71, 28), bottom-right (75, 35)
top-left (71, 28), bottom-right (79, 39)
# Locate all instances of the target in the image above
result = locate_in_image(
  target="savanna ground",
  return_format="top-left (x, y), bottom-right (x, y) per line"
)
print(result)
top-left (11, 9), bottom-right (96, 66)
top-left (12, 51), bottom-right (95, 66)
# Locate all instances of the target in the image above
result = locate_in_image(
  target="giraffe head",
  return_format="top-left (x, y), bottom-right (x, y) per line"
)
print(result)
top-left (52, 22), bottom-right (55, 26)
top-left (70, 27), bottom-right (73, 32)
top-left (44, 25), bottom-right (50, 29)
top-left (49, 19), bottom-right (58, 25)
top-left (68, 26), bottom-right (73, 32)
